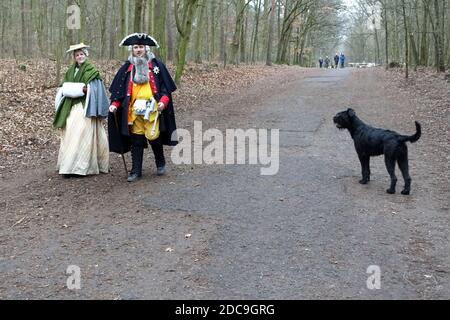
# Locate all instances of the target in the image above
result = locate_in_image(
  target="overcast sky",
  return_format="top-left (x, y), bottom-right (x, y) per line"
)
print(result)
top-left (343, 0), bottom-right (357, 11)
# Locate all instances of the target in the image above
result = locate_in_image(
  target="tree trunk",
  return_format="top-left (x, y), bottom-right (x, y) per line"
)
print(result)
top-left (410, 32), bottom-right (419, 71)
top-left (220, 0), bottom-right (229, 66)
top-left (134, 0), bottom-right (144, 32)
top-left (394, 0), bottom-right (400, 61)
top-left (194, 0), bottom-right (206, 63)
top-left (277, 0), bottom-right (282, 42)
top-left (420, 1), bottom-right (429, 66)
top-left (167, 0), bottom-right (175, 61)
top-left (154, 0), bottom-right (167, 61)
top-left (79, 0), bottom-right (86, 43)
top-left (266, 0), bottom-right (276, 66)
top-left (100, 0), bottom-right (109, 58)
top-left (174, 0), bottom-right (199, 84)
top-left (0, 1), bottom-right (6, 57)
top-left (230, 0), bottom-right (247, 65)
top-left (37, 0), bottom-right (47, 56)
top-left (109, 0), bottom-right (117, 59)
top-left (374, 28), bottom-right (380, 64)
top-left (209, 0), bottom-right (217, 62)
top-left (277, 0), bottom-right (305, 64)
top-left (251, 0), bottom-right (262, 63)
top-left (402, 0), bottom-right (409, 78)
top-left (148, 0), bottom-right (155, 35)
top-left (383, 0), bottom-right (389, 69)
top-left (433, 0), bottom-right (445, 71)
top-left (21, 0), bottom-right (27, 56)
top-left (240, 6), bottom-right (248, 63)
top-left (121, 0), bottom-right (128, 41)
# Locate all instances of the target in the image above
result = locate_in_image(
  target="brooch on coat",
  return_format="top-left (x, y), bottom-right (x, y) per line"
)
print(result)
top-left (153, 66), bottom-right (160, 74)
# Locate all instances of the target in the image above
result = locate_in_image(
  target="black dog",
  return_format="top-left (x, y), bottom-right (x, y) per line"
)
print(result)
top-left (333, 108), bottom-right (421, 195)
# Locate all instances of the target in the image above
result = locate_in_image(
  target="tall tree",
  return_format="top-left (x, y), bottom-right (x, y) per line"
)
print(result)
top-left (433, 0), bottom-right (445, 71)
top-left (419, 1), bottom-right (429, 66)
top-left (154, 0), bottom-right (167, 61)
top-left (174, 0), bottom-right (199, 84)
top-left (230, 0), bottom-right (250, 65)
top-left (251, 0), bottom-right (263, 63)
top-left (166, 0), bottom-right (175, 61)
top-left (401, 0), bottom-right (409, 78)
top-left (21, 0), bottom-right (27, 56)
top-left (209, 0), bottom-right (217, 61)
top-left (266, 0), bottom-right (276, 65)
top-left (121, 0), bottom-right (129, 41)
top-left (194, 0), bottom-right (206, 63)
top-left (277, 0), bottom-right (313, 64)
top-left (134, 0), bottom-right (144, 32)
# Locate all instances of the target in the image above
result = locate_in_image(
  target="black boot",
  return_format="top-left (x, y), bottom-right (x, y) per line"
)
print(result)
top-left (150, 137), bottom-right (166, 175)
top-left (128, 135), bottom-right (145, 182)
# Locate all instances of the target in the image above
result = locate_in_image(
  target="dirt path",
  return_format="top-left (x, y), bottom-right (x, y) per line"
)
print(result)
top-left (0, 67), bottom-right (449, 299)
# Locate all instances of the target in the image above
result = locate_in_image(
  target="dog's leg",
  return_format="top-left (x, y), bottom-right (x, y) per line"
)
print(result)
top-left (384, 154), bottom-right (397, 194)
top-left (397, 147), bottom-right (412, 195)
top-left (358, 154), bottom-right (370, 184)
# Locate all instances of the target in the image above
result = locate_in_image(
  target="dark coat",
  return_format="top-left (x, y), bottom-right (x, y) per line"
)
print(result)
top-left (108, 58), bottom-right (178, 154)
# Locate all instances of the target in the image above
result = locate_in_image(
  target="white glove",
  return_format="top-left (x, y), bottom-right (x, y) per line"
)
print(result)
top-left (109, 105), bottom-right (117, 113)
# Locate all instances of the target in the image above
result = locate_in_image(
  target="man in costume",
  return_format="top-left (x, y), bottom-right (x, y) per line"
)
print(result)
top-left (108, 33), bottom-right (177, 182)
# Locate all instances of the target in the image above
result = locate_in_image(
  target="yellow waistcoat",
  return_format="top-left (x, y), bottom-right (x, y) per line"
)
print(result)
top-left (129, 82), bottom-right (160, 140)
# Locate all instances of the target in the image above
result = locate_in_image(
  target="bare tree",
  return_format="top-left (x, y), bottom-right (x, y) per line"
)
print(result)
top-left (174, 0), bottom-right (199, 84)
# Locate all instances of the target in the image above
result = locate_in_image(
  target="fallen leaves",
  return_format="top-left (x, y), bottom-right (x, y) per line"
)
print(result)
top-left (376, 67), bottom-right (450, 190)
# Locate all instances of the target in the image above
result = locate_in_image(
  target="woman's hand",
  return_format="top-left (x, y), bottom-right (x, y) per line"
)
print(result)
top-left (157, 102), bottom-right (165, 111)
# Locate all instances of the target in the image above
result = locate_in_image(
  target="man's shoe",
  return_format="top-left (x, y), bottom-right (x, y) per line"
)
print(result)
top-left (156, 166), bottom-right (166, 176)
top-left (127, 173), bottom-right (142, 182)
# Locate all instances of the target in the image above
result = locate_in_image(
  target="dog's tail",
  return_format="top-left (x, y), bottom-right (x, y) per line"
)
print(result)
top-left (401, 121), bottom-right (421, 143)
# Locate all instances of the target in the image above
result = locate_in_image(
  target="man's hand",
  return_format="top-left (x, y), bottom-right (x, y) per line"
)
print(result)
top-left (109, 105), bottom-right (118, 113)
top-left (157, 102), bottom-right (165, 111)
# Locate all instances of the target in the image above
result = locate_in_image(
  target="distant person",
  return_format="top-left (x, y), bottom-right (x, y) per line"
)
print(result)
top-left (340, 53), bottom-right (346, 68)
top-left (319, 57), bottom-right (323, 68)
top-left (334, 53), bottom-right (340, 69)
top-left (324, 56), bottom-right (330, 69)
top-left (53, 43), bottom-right (110, 177)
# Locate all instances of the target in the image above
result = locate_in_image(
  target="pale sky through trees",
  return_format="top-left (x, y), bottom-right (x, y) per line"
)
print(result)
top-left (344, 0), bottom-right (357, 9)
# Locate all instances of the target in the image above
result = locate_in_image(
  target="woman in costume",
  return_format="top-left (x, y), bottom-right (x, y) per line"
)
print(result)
top-left (108, 33), bottom-right (177, 182)
top-left (54, 43), bottom-right (110, 176)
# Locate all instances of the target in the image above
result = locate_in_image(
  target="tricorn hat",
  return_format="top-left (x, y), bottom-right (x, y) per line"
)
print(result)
top-left (119, 33), bottom-right (159, 48)
top-left (66, 42), bottom-right (90, 54)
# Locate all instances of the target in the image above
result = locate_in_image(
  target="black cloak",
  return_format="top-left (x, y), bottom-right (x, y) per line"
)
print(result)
top-left (108, 58), bottom-right (178, 154)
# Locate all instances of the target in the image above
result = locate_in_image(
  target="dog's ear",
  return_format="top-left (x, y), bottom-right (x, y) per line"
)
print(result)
top-left (347, 108), bottom-right (355, 117)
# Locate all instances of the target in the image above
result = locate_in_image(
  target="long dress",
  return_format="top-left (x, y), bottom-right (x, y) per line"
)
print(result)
top-left (57, 90), bottom-right (109, 176)
top-left (57, 102), bottom-right (109, 175)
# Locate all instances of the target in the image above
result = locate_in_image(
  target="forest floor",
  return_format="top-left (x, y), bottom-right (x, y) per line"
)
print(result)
top-left (0, 60), bottom-right (449, 299)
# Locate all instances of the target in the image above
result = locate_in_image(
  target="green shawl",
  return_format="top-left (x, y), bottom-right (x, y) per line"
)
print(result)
top-left (53, 60), bottom-right (100, 129)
